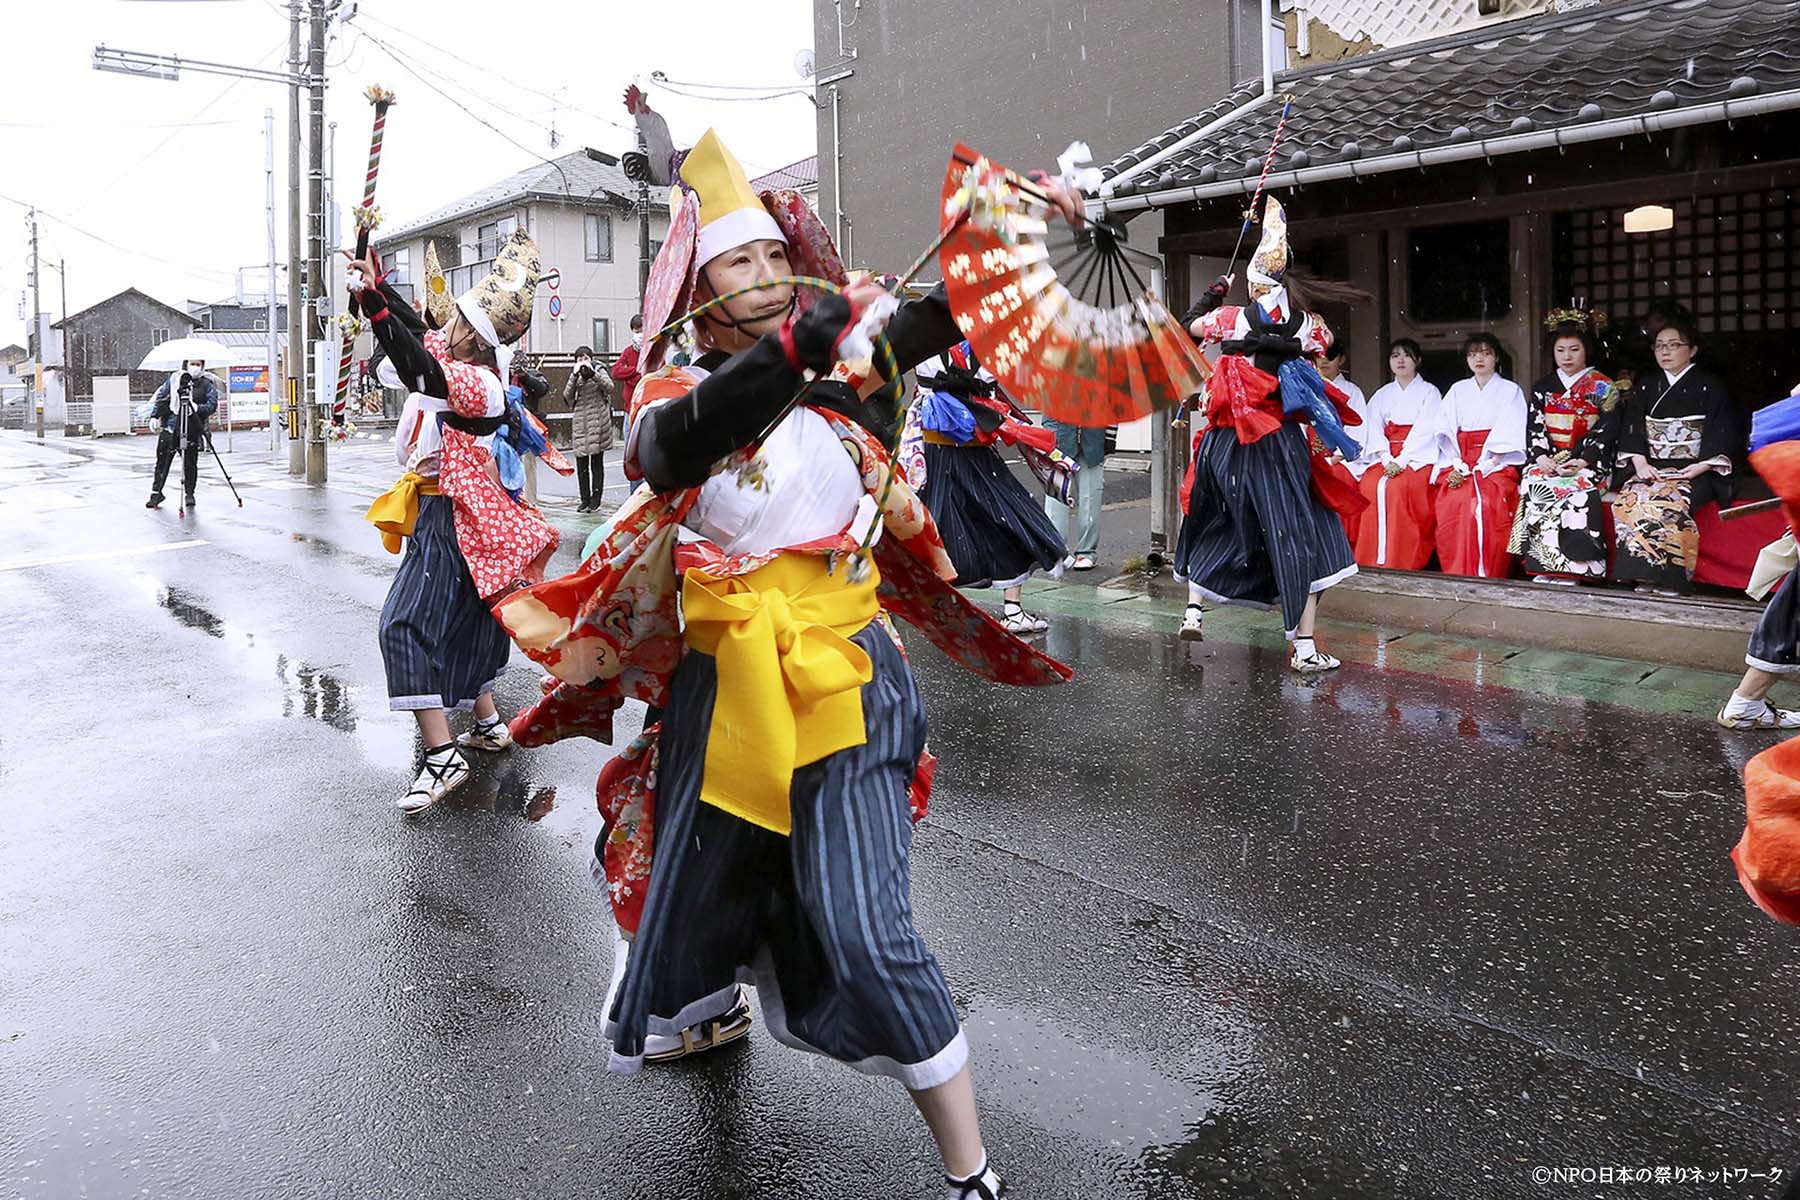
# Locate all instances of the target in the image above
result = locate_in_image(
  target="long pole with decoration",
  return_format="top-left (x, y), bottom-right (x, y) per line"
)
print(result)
top-left (334, 85), bottom-right (395, 426)
top-left (1223, 92), bottom-right (1294, 278)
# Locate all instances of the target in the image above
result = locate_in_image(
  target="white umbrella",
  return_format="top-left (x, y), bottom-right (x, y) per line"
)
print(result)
top-left (138, 337), bottom-right (235, 371)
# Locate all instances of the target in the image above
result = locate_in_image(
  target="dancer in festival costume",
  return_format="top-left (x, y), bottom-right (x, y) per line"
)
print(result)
top-left (912, 341), bottom-right (1067, 634)
top-left (1732, 385), bottom-right (1800, 922)
top-left (1350, 338), bottom-right (1443, 570)
top-left (353, 230), bottom-right (560, 814)
top-left (1719, 384), bottom-right (1800, 731)
top-left (1174, 197), bottom-right (1363, 671)
top-left (1510, 309), bottom-right (1622, 583)
top-left (492, 110), bottom-right (1080, 1199)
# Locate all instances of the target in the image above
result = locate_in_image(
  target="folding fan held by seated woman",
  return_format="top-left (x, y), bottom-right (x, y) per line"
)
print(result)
top-left (937, 143), bottom-right (1211, 427)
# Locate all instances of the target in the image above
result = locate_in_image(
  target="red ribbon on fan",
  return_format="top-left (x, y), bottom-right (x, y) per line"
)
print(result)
top-left (936, 145), bottom-right (1210, 428)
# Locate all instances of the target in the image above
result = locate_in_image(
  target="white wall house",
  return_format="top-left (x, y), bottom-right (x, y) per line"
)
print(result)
top-left (372, 148), bottom-right (670, 358)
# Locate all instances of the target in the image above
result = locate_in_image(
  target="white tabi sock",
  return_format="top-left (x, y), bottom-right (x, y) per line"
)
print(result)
top-left (1294, 637), bottom-right (1318, 658)
top-left (474, 710), bottom-right (503, 731)
top-left (1724, 692), bottom-right (1770, 720)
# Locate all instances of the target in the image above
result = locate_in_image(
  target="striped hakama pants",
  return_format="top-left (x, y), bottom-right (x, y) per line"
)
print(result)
top-left (378, 493), bottom-right (512, 712)
top-left (606, 621), bottom-right (968, 1089)
top-left (1175, 422), bottom-right (1358, 635)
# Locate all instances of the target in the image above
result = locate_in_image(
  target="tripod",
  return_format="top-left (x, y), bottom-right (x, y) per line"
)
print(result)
top-left (171, 379), bottom-right (244, 513)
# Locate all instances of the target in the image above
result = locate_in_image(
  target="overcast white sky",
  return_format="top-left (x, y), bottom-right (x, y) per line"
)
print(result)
top-left (0, 0), bottom-right (818, 346)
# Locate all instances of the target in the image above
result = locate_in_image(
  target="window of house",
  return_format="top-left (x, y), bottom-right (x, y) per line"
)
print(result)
top-left (388, 247), bottom-right (411, 285)
top-left (1407, 220), bottom-right (1513, 323)
top-left (586, 213), bottom-right (613, 263)
top-left (648, 238), bottom-right (663, 263)
top-left (592, 318), bottom-right (610, 353)
top-left (101, 332), bottom-right (115, 366)
top-left (476, 215), bottom-right (518, 261)
top-left (152, 327), bottom-right (170, 346)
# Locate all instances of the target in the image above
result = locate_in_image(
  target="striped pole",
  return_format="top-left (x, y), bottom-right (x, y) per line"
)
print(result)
top-left (1224, 93), bottom-right (1295, 276)
top-left (335, 86), bottom-right (396, 422)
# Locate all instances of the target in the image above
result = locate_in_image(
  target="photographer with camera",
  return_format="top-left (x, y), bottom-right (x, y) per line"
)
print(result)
top-left (565, 345), bottom-right (614, 512)
top-left (146, 357), bottom-right (219, 510)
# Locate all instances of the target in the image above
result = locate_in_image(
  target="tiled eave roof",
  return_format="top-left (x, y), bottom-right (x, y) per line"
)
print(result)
top-left (1100, 0), bottom-right (1800, 210)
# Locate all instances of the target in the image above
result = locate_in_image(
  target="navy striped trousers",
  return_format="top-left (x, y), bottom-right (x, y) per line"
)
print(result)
top-left (378, 493), bottom-right (512, 712)
top-left (1175, 422), bottom-right (1357, 634)
top-left (607, 620), bottom-right (968, 1089)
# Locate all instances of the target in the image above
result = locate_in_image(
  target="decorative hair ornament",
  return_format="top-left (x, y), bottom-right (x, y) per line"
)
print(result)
top-left (1543, 306), bottom-right (1608, 335)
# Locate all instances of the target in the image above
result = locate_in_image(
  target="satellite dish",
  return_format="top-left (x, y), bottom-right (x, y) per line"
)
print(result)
top-left (794, 48), bottom-right (816, 78)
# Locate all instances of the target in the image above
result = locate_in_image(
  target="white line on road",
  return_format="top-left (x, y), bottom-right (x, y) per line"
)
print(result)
top-left (0, 539), bottom-right (211, 573)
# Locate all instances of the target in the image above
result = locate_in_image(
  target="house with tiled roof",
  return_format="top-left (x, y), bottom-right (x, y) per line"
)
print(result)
top-left (1103, 0), bottom-right (1800, 396)
top-left (372, 147), bottom-right (671, 357)
top-left (1096, 0), bottom-right (1800, 561)
top-left (751, 156), bottom-right (820, 211)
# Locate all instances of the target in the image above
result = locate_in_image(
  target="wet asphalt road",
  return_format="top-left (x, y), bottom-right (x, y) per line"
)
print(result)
top-left (1, 432), bottom-right (1798, 1200)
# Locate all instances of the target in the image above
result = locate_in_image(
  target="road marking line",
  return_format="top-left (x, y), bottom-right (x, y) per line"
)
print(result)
top-left (0, 539), bottom-right (210, 573)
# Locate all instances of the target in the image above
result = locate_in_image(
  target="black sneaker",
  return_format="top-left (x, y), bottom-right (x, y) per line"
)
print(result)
top-left (146, 496), bottom-right (163, 509)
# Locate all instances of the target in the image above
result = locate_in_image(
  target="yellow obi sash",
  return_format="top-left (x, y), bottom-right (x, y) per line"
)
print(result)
top-left (922, 430), bottom-right (967, 446)
top-left (366, 471), bottom-right (441, 554)
top-left (681, 552), bottom-right (881, 835)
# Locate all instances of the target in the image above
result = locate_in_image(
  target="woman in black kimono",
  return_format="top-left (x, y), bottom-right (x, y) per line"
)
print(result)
top-left (1510, 310), bottom-right (1623, 582)
top-left (1612, 313), bottom-right (1743, 594)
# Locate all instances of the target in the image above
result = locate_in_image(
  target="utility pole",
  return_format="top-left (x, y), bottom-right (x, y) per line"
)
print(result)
top-left (636, 125), bottom-right (651, 301)
top-left (266, 107), bottom-right (281, 455)
top-left (28, 209), bottom-right (42, 440)
top-left (286, 1), bottom-right (304, 474)
top-left (304, 0), bottom-right (327, 483)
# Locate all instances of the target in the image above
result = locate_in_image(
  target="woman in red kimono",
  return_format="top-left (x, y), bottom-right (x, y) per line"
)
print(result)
top-left (1431, 332), bottom-right (1528, 578)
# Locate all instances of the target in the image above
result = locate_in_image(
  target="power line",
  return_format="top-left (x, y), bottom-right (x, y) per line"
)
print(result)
top-left (356, 10), bottom-right (635, 135)
top-left (69, 35), bottom-right (289, 220)
top-left (358, 31), bottom-right (573, 197)
top-left (0, 191), bottom-right (239, 282)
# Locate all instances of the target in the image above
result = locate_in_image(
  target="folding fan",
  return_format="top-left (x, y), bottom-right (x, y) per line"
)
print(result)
top-left (936, 145), bottom-right (1210, 427)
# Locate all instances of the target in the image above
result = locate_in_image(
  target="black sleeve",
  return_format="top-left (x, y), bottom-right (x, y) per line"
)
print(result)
top-left (373, 279), bottom-right (427, 335)
top-left (151, 381), bottom-right (171, 421)
top-left (636, 333), bottom-right (811, 494)
top-left (361, 283), bottom-right (447, 400)
top-left (880, 282), bottom-right (963, 377)
top-left (1180, 275), bottom-right (1233, 332)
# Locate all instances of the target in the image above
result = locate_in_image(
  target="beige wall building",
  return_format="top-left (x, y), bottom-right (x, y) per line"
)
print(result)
top-left (372, 148), bottom-right (669, 359)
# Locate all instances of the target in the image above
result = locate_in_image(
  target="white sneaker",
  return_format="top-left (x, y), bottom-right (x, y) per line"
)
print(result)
top-left (1070, 553), bottom-right (1097, 571)
top-left (457, 718), bottom-right (514, 752)
top-left (398, 749), bottom-right (470, 814)
top-left (1290, 647), bottom-right (1342, 673)
top-left (946, 1158), bottom-right (1007, 1199)
top-left (1178, 604), bottom-right (1204, 641)
top-left (1001, 608), bottom-right (1048, 635)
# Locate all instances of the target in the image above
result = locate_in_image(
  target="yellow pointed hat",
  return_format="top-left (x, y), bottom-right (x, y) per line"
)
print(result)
top-left (1247, 195), bottom-right (1290, 289)
top-left (421, 239), bottom-right (452, 331)
top-left (681, 128), bottom-right (787, 268)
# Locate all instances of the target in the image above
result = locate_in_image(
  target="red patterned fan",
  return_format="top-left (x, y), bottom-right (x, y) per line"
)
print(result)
top-left (937, 145), bottom-right (1210, 427)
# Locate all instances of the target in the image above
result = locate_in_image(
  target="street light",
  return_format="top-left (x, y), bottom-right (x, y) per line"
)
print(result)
top-left (93, 26), bottom-right (321, 476)
top-left (92, 44), bottom-right (306, 87)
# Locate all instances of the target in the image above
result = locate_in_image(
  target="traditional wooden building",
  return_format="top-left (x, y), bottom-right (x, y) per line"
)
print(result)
top-left (52, 288), bottom-right (197, 412)
top-left (1098, 0), bottom-right (1800, 552)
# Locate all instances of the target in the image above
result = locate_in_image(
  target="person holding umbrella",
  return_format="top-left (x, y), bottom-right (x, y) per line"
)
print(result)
top-left (146, 354), bottom-right (219, 510)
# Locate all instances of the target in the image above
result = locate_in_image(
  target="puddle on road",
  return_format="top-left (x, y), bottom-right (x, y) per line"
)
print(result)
top-left (970, 1000), bottom-right (1231, 1156)
top-left (145, 580), bottom-right (414, 768)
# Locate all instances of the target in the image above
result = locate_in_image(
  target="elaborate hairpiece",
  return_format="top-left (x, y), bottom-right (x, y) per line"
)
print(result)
top-left (1543, 306), bottom-right (1608, 336)
top-left (457, 229), bottom-right (541, 346)
top-left (1246, 196), bottom-right (1290, 289)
